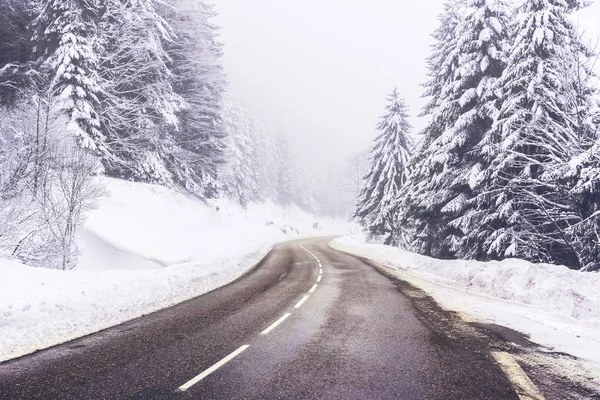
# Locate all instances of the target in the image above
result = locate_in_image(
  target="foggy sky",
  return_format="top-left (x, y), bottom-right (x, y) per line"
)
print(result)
top-left (215, 1), bottom-right (600, 163)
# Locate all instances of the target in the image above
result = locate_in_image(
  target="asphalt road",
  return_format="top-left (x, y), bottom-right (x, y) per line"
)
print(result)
top-left (0, 238), bottom-right (521, 399)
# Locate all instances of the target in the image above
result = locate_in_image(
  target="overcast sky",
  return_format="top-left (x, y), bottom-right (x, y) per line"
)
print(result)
top-left (214, 1), bottom-right (600, 162)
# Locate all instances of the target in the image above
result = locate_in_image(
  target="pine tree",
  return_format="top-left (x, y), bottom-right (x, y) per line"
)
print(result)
top-left (355, 89), bottom-right (412, 244)
top-left (96, 0), bottom-right (185, 184)
top-left (545, 45), bottom-right (600, 270)
top-left (276, 132), bottom-right (296, 206)
top-left (396, 0), bottom-right (508, 257)
top-left (417, 0), bottom-right (465, 145)
top-left (161, 0), bottom-right (227, 197)
top-left (220, 97), bottom-right (261, 207)
top-left (31, 0), bottom-right (105, 154)
top-left (394, 0), bottom-right (464, 251)
top-left (255, 123), bottom-right (280, 201)
top-left (569, 122), bottom-right (600, 270)
top-left (0, 0), bottom-right (36, 106)
top-left (472, 0), bottom-right (594, 266)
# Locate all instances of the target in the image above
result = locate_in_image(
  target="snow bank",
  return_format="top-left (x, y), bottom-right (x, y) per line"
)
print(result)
top-left (0, 179), bottom-right (353, 363)
top-left (330, 236), bottom-right (600, 364)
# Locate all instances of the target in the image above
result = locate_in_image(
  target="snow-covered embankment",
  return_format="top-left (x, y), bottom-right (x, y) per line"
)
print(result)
top-left (0, 179), bottom-right (353, 363)
top-left (329, 236), bottom-right (600, 365)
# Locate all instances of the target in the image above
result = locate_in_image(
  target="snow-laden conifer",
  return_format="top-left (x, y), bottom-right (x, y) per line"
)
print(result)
top-left (220, 97), bottom-right (261, 207)
top-left (32, 0), bottom-right (105, 154)
top-left (96, 0), bottom-right (185, 185)
top-left (397, 0), bottom-right (509, 257)
top-left (355, 89), bottom-right (412, 244)
top-left (472, 0), bottom-right (596, 265)
top-left (162, 0), bottom-right (227, 197)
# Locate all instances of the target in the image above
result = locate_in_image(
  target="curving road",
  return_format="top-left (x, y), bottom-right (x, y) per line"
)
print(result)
top-left (0, 238), bottom-right (520, 399)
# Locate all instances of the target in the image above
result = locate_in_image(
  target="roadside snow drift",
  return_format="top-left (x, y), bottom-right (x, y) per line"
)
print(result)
top-left (0, 179), bottom-right (353, 363)
top-left (330, 236), bottom-right (600, 365)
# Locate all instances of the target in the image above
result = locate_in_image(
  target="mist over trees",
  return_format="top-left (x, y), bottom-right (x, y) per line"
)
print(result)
top-left (221, 95), bottom-right (356, 216)
top-left (0, 0), bottom-right (354, 270)
top-left (7, 0), bottom-right (597, 272)
top-left (356, 0), bottom-right (600, 271)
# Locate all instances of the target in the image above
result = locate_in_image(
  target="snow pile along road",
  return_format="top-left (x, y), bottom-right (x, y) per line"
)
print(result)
top-left (0, 179), bottom-right (354, 363)
top-left (329, 236), bottom-right (600, 365)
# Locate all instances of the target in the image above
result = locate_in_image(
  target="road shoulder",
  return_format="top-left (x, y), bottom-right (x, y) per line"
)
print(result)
top-left (328, 243), bottom-right (599, 400)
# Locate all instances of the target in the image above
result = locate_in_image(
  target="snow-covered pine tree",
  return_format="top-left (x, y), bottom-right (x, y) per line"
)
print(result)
top-left (96, 0), bottom-right (185, 184)
top-left (569, 120), bottom-right (600, 270)
top-left (542, 36), bottom-right (600, 270)
top-left (417, 0), bottom-right (466, 141)
top-left (276, 132), bottom-right (296, 206)
top-left (220, 97), bottom-right (261, 207)
top-left (254, 122), bottom-right (281, 202)
top-left (0, 0), bottom-right (36, 106)
top-left (393, 1), bottom-right (464, 251)
top-left (31, 0), bottom-right (106, 154)
top-left (355, 89), bottom-right (412, 244)
top-left (314, 160), bottom-right (348, 216)
top-left (161, 0), bottom-right (227, 197)
top-left (472, 0), bottom-right (594, 266)
top-left (396, 0), bottom-right (508, 257)
top-left (298, 161), bottom-right (320, 213)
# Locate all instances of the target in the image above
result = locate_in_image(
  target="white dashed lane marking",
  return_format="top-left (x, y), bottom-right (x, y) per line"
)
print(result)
top-left (178, 241), bottom-right (325, 394)
top-left (261, 313), bottom-right (292, 335)
top-left (178, 345), bottom-right (250, 392)
top-left (294, 295), bottom-right (310, 309)
top-left (301, 242), bottom-right (323, 290)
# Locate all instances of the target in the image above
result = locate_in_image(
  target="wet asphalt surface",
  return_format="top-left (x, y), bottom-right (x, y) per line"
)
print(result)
top-left (0, 238), bottom-right (520, 399)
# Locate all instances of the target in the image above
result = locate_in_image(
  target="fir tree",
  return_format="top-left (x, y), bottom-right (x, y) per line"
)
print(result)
top-left (0, 0), bottom-right (36, 106)
top-left (161, 0), bottom-right (227, 197)
top-left (397, 0), bottom-right (508, 257)
top-left (355, 89), bottom-right (412, 244)
top-left (569, 121), bottom-right (600, 271)
top-left (220, 97), bottom-right (261, 207)
top-left (31, 0), bottom-right (105, 154)
top-left (539, 47), bottom-right (600, 270)
top-left (418, 0), bottom-right (465, 145)
top-left (394, 0), bottom-right (464, 252)
top-left (96, 0), bottom-right (185, 184)
top-left (254, 122), bottom-right (280, 201)
top-left (276, 133), bottom-right (296, 206)
top-left (472, 0), bottom-right (594, 266)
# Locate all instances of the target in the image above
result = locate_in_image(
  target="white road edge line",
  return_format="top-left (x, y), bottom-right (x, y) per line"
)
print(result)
top-left (178, 345), bottom-right (250, 392)
top-left (309, 284), bottom-right (318, 293)
top-left (317, 275), bottom-right (322, 282)
top-left (261, 313), bottom-right (292, 335)
top-left (294, 295), bottom-right (310, 309)
top-left (491, 352), bottom-right (545, 400)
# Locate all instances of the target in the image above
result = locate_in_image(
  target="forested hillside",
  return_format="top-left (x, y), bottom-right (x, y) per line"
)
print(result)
top-left (357, 0), bottom-right (600, 271)
top-left (0, 0), bottom-right (354, 270)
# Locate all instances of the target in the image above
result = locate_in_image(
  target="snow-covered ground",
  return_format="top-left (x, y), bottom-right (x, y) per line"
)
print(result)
top-left (330, 236), bottom-right (600, 366)
top-left (0, 178), bottom-right (354, 363)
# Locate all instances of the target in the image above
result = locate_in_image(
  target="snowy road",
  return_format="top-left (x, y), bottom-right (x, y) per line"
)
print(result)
top-left (0, 238), bottom-right (526, 399)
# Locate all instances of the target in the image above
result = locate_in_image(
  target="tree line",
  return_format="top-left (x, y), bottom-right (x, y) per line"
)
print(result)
top-left (222, 95), bottom-right (356, 216)
top-left (356, 0), bottom-right (600, 271)
top-left (0, 0), bottom-right (353, 270)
